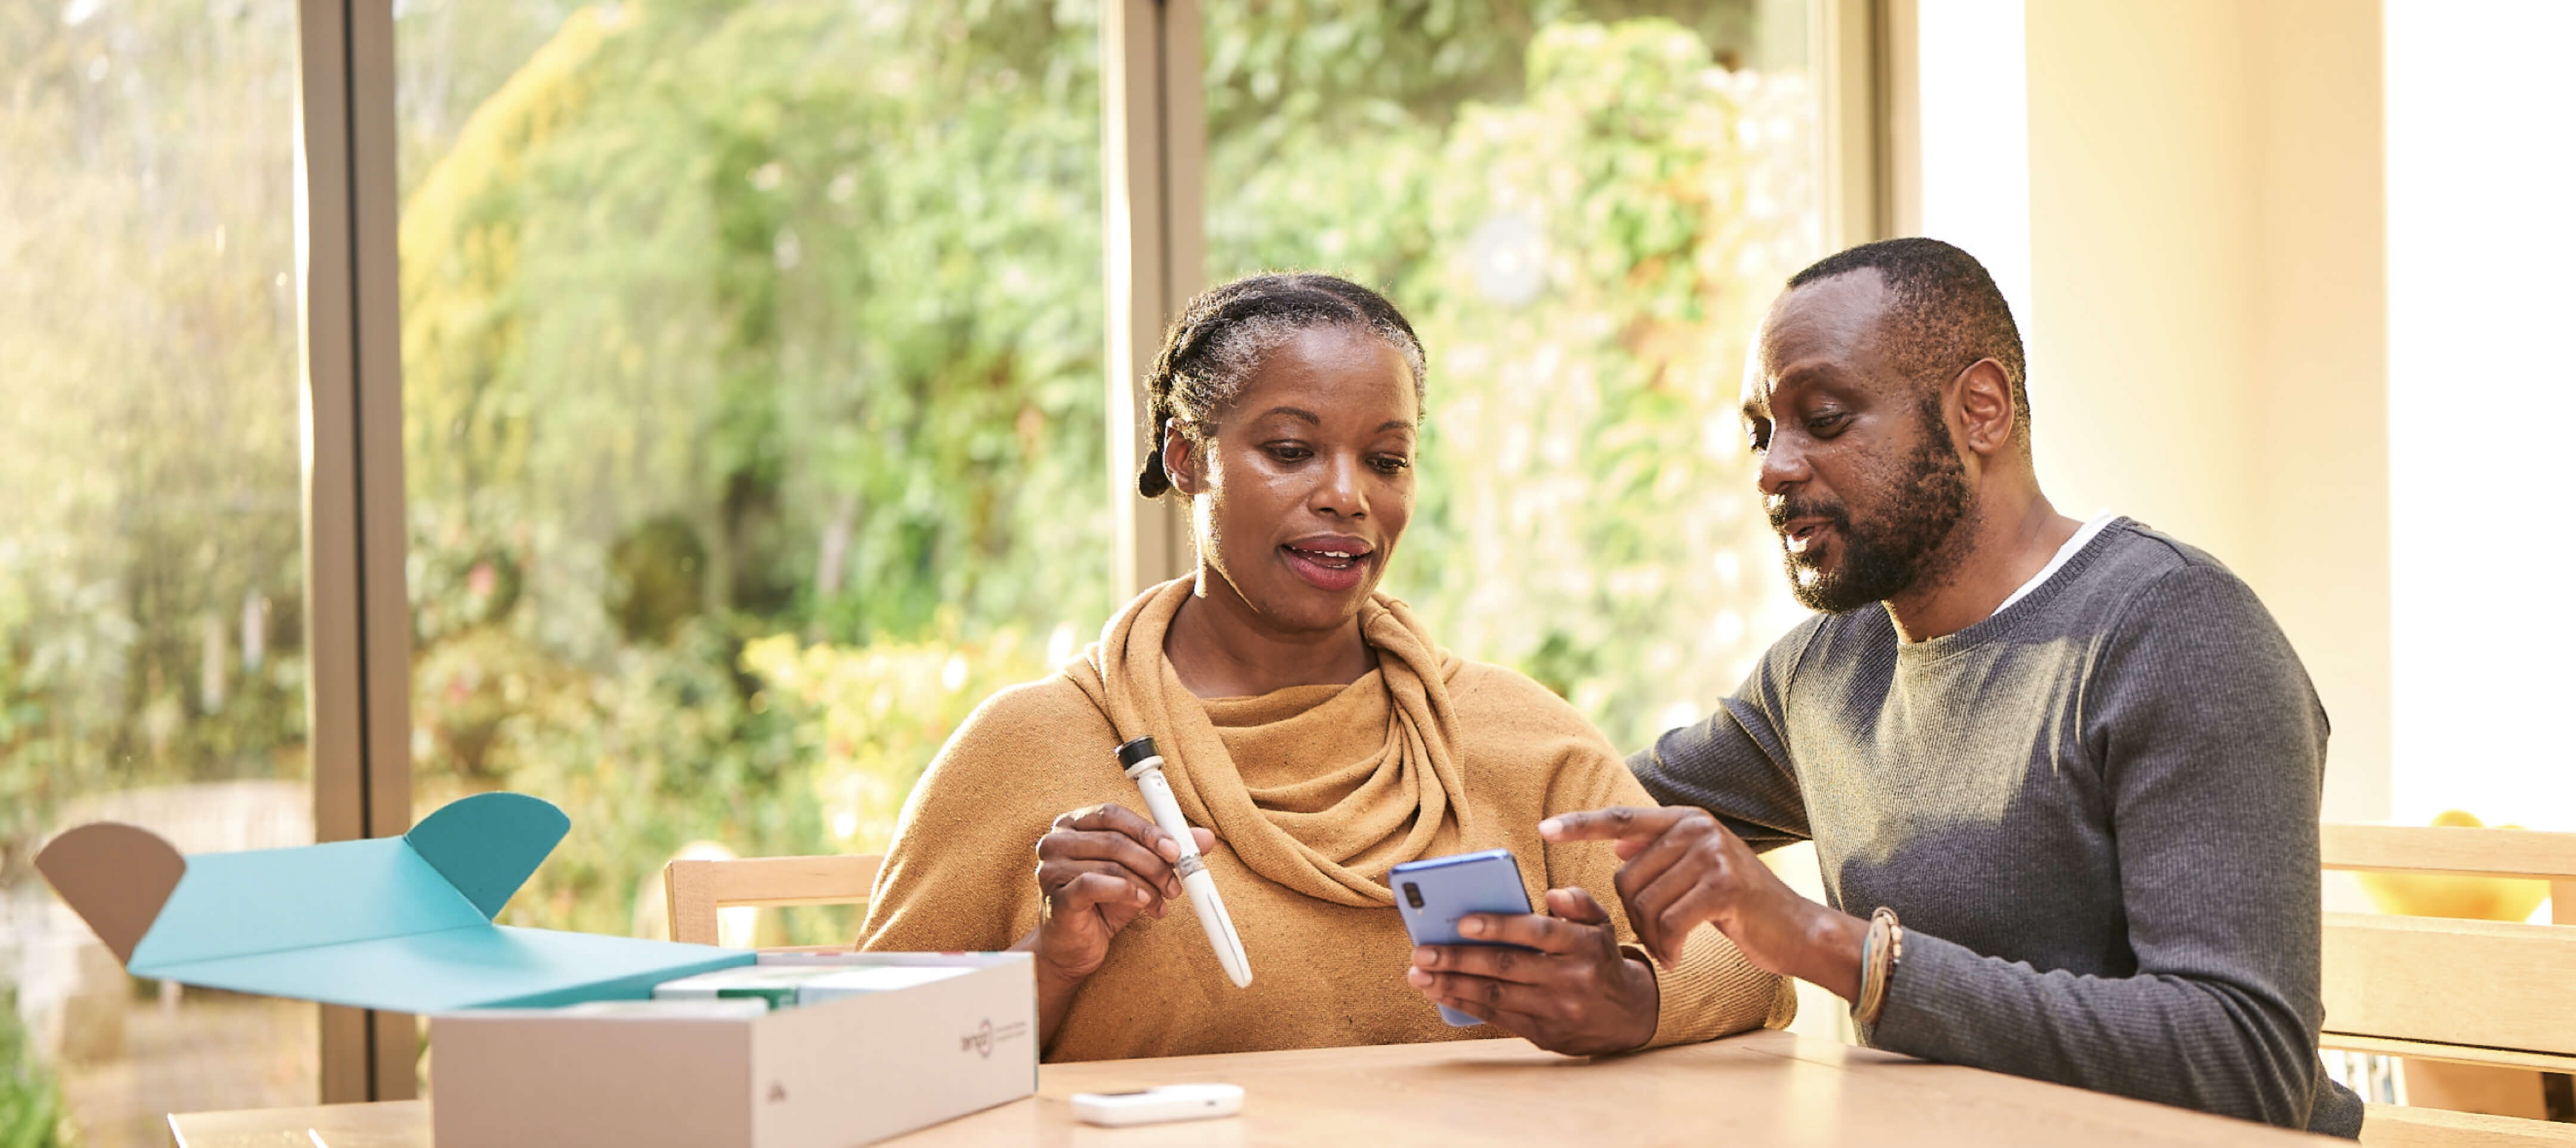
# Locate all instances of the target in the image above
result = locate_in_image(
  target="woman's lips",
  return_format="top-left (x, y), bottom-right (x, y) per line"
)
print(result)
top-left (1280, 543), bottom-right (1371, 592)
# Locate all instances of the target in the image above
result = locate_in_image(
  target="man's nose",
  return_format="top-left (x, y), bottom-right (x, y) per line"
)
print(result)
top-left (1757, 433), bottom-right (1809, 498)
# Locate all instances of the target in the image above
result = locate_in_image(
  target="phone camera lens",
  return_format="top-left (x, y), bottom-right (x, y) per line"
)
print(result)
top-left (1402, 882), bottom-right (1424, 910)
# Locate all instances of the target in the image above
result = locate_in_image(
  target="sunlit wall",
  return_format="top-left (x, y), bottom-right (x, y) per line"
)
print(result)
top-left (2386, 0), bottom-right (2576, 830)
top-left (1918, 0), bottom-right (2395, 826)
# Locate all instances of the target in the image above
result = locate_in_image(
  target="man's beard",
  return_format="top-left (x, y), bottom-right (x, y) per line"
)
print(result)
top-left (1771, 414), bottom-right (1974, 613)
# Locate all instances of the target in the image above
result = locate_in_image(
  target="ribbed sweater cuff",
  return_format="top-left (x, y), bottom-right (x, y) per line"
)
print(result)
top-left (1628, 930), bottom-right (1793, 1049)
top-left (1859, 928), bottom-right (1978, 1057)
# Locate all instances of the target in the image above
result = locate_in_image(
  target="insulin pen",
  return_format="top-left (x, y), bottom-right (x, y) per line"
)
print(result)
top-left (1115, 736), bottom-right (1253, 988)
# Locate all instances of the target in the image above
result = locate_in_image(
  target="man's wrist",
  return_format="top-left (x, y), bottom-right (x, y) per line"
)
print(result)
top-left (1792, 901), bottom-right (1868, 1001)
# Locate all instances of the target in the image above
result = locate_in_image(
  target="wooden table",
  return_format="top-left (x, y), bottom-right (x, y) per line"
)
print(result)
top-left (171, 1029), bottom-right (2330, 1146)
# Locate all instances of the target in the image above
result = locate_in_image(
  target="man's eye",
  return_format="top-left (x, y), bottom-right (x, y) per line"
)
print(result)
top-left (1746, 420), bottom-right (1772, 452)
top-left (1807, 412), bottom-right (1850, 436)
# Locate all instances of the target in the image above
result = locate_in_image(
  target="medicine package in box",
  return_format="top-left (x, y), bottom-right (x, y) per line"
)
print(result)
top-left (654, 961), bottom-right (975, 1010)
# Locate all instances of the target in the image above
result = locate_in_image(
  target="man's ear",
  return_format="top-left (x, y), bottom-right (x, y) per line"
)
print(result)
top-left (1950, 359), bottom-right (2016, 457)
top-left (1160, 420), bottom-right (1203, 495)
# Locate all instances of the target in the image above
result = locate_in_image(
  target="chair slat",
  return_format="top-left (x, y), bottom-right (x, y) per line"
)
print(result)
top-left (2321, 1033), bottom-right (2576, 1075)
top-left (664, 855), bottom-right (884, 948)
top-left (2323, 913), bottom-right (2576, 1056)
top-left (2358, 1103), bottom-right (2576, 1147)
top-left (2322, 825), bottom-right (2576, 882)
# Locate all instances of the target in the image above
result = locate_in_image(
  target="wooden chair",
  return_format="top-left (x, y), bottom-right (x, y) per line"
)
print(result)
top-left (663, 854), bottom-right (883, 952)
top-left (2321, 824), bottom-right (2576, 1146)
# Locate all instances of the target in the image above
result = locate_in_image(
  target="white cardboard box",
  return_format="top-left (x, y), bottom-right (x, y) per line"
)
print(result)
top-left (432, 952), bottom-right (1038, 1148)
top-left (35, 793), bottom-right (1037, 1146)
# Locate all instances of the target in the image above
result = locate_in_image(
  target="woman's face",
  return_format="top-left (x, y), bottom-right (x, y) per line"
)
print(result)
top-left (1168, 325), bottom-right (1420, 634)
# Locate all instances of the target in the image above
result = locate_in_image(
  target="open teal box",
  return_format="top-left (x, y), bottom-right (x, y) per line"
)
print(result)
top-left (38, 791), bottom-right (1037, 1147)
top-left (37, 792), bottom-right (754, 1009)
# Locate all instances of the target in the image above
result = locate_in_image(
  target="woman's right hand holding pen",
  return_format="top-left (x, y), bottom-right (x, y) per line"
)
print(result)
top-left (1012, 803), bottom-right (1216, 1044)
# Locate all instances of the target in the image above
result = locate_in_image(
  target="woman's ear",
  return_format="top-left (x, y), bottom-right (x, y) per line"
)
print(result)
top-left (1161, 419), bottom-right (1203, 495)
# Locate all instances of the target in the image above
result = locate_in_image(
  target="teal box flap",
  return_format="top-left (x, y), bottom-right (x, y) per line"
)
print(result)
top-left (141, 927), bottom-right (750, 1014)
top-left (35, 792), bottom-right (754, 1013)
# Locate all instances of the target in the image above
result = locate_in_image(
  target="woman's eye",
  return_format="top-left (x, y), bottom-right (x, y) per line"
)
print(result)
top-left (1266, 443), bottom-right (1312, 463)
top-left (1372, 455), bottom-right (1412, 474)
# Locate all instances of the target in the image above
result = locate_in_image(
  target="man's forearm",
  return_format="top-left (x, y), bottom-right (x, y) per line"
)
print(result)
top-left (1867, 932), bottom-right (2321, 1129)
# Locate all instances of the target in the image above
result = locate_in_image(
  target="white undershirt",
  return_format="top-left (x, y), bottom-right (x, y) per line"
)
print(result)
top-left (1991, 509), bottom-right (2118, 617)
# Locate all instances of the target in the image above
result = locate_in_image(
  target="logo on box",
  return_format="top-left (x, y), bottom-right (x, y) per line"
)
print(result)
top-left (961, 1017), bottom-right (1030, 1059)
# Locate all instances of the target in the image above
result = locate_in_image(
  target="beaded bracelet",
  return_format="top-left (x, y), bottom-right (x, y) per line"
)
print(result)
top-left (1853, 907), bottom-right (1903, 1028)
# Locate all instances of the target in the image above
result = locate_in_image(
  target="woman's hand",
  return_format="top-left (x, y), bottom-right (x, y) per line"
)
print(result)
top-left (1010, 803), bottom-right (1215, 1044)
top-left (1405, 888), bottom-right (1661, 1056)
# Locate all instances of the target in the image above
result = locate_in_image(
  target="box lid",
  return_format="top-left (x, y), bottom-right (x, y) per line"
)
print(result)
top-left (35, 792), bottom-right (752, 1013)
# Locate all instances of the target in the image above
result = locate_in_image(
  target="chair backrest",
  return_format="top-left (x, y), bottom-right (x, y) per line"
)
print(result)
top-left (2320, 825), bottom-right (2576, 1144)
top-left (663, 854), bottom-right (884, 951)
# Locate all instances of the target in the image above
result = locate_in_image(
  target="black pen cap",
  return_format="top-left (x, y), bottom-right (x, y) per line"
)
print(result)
top-left (1114, 736), bottom-right (1160, 770)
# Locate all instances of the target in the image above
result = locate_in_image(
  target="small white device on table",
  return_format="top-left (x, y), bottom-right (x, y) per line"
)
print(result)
top-left (1116, 736), bottom-right (1252, 988)
top-left (1071, 1083), bottom-right (1246, 1127)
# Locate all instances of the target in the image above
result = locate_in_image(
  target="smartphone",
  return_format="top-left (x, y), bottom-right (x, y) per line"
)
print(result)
top-left (1389, 848), bottom-right (1535, 1027)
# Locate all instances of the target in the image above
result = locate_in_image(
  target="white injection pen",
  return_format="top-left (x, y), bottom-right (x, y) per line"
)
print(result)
top-left (1116, 736), bottom-right (1253, 988)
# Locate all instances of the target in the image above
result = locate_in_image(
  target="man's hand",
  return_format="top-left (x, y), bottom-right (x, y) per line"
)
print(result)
top-left (1542, 806), bottom-right (1866, 1000)
top-left (1405, 888), bottom-right (1659, 1056)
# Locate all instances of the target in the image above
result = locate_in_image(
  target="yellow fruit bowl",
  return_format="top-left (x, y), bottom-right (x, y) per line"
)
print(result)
top-left (2354, 810), bottom-right (2553, 923)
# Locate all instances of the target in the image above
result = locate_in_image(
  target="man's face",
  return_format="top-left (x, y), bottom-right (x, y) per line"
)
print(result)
top-left (1741, 270), bottom-right (1974, 613)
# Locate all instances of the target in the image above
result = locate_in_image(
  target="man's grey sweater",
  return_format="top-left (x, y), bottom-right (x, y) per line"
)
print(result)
top-left (1633, 519), bottom-right (2364, 1136)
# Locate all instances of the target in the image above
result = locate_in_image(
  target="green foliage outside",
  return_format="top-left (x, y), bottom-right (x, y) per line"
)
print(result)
top-left (0, 994), bottom-right (72, 1148)
top-left (0, 0), bottom-right (310, 891)
top-left (395, 0), bottom-right (1114, 942)
top-left (1384, 22), bottom-right (1816, 737)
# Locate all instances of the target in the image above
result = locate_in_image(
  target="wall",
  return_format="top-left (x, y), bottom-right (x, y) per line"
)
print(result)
top-left (1911, 0), bottom-right (2031, 326)
top-left (2246, 1), bottom-right (2392, 829)
top-left (2384, 0), bottom-right (2576, 829)
top-left (2008, 0), bottom-right (2390, 824)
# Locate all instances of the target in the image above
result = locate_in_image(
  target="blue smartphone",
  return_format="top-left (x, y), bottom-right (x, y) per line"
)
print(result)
top-left (1390, 848), bottom-right (1536, 1027)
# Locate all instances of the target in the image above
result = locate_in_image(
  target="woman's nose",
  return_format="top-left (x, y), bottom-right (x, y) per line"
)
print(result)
top-left (1311, 453), bottom-right (1366, 518)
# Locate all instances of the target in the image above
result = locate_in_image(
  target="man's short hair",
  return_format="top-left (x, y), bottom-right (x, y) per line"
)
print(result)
top-left (1785, 237), bottom-right (2030, 442)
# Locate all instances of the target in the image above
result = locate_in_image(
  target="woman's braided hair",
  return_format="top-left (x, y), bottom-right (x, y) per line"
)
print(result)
top-left (1136, 272), bottom-right (1428, 499)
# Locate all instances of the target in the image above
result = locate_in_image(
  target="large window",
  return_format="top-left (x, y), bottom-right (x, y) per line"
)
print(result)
top-left (1203, 1), bottom-right (1826, 748)
top-left (392, 1), bottom-right (1107, 945)
top-left (1, 0), bottom-right (315, 1139)
top-left (5, 0), bottom-right (1863, 1112)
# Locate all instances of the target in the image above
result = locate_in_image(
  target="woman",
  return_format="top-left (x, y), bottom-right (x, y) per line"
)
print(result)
top-left (859, 273), bottom-right (1787, 1061)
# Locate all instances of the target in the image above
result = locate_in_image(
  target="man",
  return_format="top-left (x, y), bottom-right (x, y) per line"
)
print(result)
top-left (1410, 238), bottom-right (2361, 1134)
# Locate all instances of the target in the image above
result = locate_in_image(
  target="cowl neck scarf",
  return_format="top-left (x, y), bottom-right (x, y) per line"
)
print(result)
top-left (1066, 577), bottom-right (1471, 907)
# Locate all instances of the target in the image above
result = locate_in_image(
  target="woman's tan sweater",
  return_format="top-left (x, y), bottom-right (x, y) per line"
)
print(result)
top-left (859, 581), bottom-right (1791, 1062)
